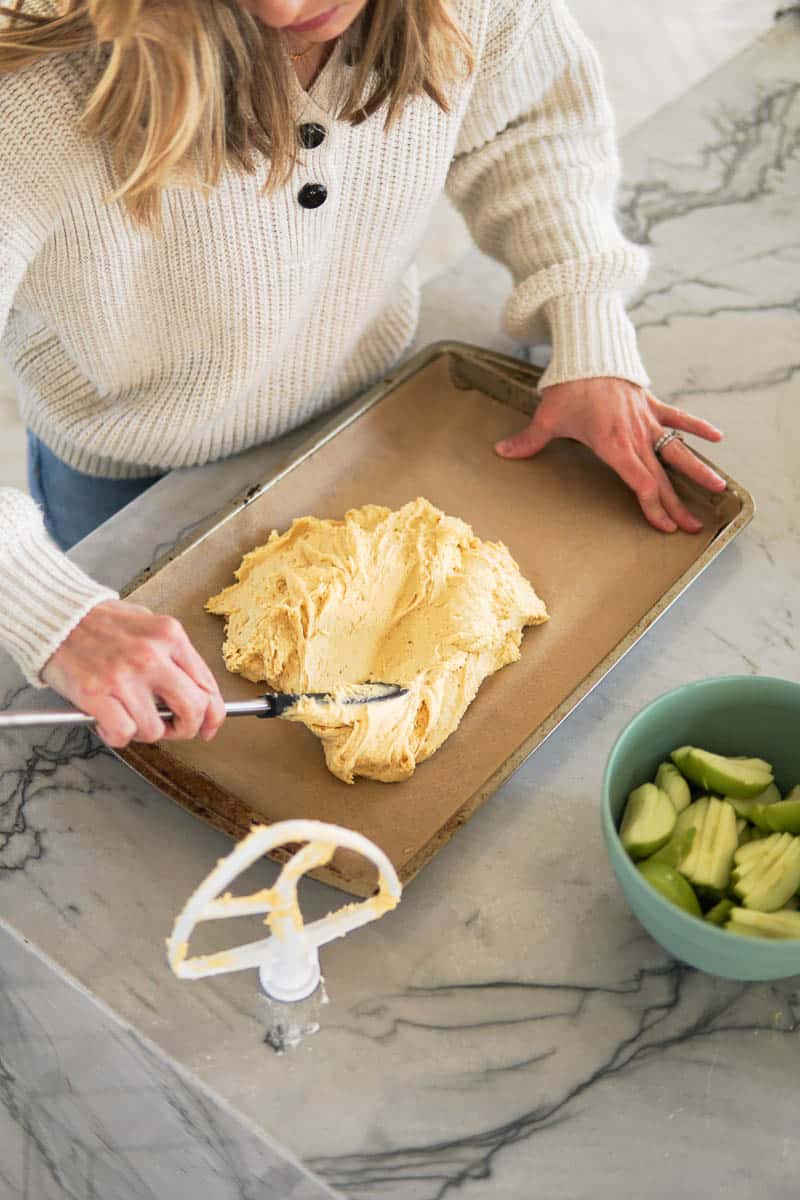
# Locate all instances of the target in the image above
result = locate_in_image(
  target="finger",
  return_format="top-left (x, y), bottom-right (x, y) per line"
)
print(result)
top-left (114, 681), bottom-right (168, 744)
top-left (605, 450), bottom-right (677, 533)
top-left (644, 454), bottom-right (704, 534)
top-left (152, 616), bottom-right (225, 740)
top-left (169, 642), bottom-right (226, 741)
top-left (495, 419), bottom-right (552, 460)
top-left (650, 399), bottom-right (723, 443)
top-left (659, 436), bottom-right (727, 493)
top-left (153, 667), bottom-right (211, 741)
top-left (93, 698), bottom-right (138, 749)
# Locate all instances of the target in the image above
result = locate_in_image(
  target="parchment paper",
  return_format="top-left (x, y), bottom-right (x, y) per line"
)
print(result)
top-left (122, 349), bottom-right (747, 895)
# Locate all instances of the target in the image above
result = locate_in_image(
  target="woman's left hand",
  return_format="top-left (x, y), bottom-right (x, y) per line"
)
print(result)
top-left (494, 376), bottom-right (727, 534)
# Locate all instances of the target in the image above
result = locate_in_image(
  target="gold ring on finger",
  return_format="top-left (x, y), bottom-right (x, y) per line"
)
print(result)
top-left (653, 429), bottom-right (683, 458)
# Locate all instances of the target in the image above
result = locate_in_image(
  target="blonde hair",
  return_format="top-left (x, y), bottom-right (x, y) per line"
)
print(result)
top-left (1, 0), bottom-right (473, 225)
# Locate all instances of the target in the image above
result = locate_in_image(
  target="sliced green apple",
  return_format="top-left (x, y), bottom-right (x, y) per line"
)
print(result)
top-left (620, 783), bottom-right (676, 860)
top-left (678, 797), bottom-right (738, 891)
top-left (763, 801), bottom-right (800, 835)
top-left (727, 783), bottom-right (781, 829)
top-left (637, 859), bottom-right (702, 917)
top-left (726, 907), bottom-right (800, 939)
top-left (732, 833), bottom-right (800, 911)
top-left (670, 746), bottom-right (773, 799)
top-left (648, 825), bottom-right (696, 868)
top-left (704, 898), bottom-right (734, 926)
top-left (655, 761), bottom-right (691, 813)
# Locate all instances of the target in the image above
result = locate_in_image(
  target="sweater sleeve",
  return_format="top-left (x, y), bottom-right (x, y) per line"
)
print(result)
top-left (0, 490), bottom-right (118, 686)
top-left (447, 0), bottom-right (649, 391)
top-left (0, 64), bottom-right (118, 688)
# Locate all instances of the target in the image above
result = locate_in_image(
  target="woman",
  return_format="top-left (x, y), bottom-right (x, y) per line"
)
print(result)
top-left (0, 0), bottom-right (725, 749)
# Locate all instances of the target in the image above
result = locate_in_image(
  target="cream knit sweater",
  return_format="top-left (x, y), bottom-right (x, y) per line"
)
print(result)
top-left (0, 0), bottom-right (650, 685)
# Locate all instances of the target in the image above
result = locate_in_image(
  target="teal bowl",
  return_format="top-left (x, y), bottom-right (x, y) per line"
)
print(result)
top-left (602, 675), bottom-right (800, 980)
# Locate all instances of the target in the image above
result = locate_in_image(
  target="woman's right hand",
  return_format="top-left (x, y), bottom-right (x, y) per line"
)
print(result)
top-left (42, 599), bottom-right (226, 748)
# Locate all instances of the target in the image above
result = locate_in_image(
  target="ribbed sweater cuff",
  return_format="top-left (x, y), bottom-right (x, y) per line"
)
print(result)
top-left (537, 292), bottom-right (650, 392)
top-left (0, 494), bottom-right (118, 687)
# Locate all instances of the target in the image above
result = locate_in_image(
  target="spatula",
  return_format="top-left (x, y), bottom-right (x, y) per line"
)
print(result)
top-left (0, 682), bottom-right (407, 728)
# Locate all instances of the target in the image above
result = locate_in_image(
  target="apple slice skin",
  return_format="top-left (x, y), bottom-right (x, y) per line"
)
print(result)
top-left (655, 762), bottom-right (691, 813)
top-left (750, 807), bottom-right (775, 833)
top-left (763, 801), bottom-right (800, 835)
top-left (670, 747), bottom-right (774, 800)
top-left (705, 898), bottom-right (735, 926)
top-left (727, 784), bottom-right (781, 829)
top-left (637, 859), bottom-right (702, 918)
top-left (652, 801), bottom-right (705, 874)
top-left (620, 784), bottom-right (676, 860)
top-left (670, 746), bottom-right (693, 774)
top-left (648, 826), bottom-right (696, 869)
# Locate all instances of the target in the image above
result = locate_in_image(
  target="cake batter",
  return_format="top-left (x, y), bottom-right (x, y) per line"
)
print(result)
top-left (206, 498), bottom-right (548, 783)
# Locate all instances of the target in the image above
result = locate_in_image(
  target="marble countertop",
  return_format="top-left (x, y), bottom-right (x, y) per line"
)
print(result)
top-left (1, 18), bottom-right (799, 1200)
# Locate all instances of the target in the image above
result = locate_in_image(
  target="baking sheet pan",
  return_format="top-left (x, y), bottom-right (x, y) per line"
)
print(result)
top-left (119, 342), bottom-right (753, 896)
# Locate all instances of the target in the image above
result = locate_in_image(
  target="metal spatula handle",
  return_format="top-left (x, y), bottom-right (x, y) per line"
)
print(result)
top-left (0, 697), bottom-right (273, 729)
top-left (0, 684), bottom-right (406, 729)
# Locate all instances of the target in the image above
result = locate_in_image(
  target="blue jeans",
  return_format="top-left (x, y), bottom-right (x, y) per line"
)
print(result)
top-left (26, 432), bottom-right (164, 552)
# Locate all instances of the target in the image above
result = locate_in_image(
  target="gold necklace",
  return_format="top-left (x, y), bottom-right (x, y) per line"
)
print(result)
top-left (285, 40), bottom-right (316, 62)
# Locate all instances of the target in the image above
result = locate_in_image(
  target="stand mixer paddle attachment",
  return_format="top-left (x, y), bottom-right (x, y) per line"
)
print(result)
top-left (166, 820), bottom-right (402, 1044)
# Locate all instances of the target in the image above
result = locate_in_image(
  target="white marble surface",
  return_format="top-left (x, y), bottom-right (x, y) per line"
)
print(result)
top-left (0, 926), bottom-right (334, 1200)
top-left (415, 0), bottom-right (777, 285)
top-left (1, 14), bottom-right (800, 1200)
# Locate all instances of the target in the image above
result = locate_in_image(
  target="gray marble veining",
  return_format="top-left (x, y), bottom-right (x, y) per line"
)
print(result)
top-left (1, 17), bottom-right (799, 1200)
top-left (0, 927), bottom-right (335, 1200)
